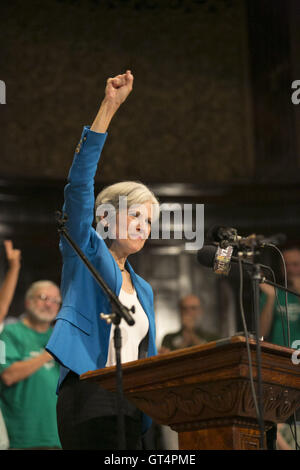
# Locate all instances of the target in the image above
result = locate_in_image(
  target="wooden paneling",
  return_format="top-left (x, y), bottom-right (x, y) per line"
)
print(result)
top-left (0, 0), bottom-right (254, 183)
top-left (247, 0), bottom-right (299, 182)
top-left (81, 336), bottom-right (300, 449)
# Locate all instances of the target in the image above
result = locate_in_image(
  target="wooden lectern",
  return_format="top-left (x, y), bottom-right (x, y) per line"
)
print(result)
top-left (81, 336), bottom-right (300, 450)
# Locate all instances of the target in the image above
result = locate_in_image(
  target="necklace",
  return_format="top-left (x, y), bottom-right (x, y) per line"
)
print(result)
top-left (110, 251), bottom-right (126, 272)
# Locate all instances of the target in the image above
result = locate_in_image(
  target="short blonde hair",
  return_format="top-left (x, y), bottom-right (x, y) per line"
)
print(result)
top-left (95, 181), bottom-right (159, 223)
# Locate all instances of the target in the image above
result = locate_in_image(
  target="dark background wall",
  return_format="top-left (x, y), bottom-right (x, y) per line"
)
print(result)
top-left (0, 0), bottom-right (300, 334)
top-left (1, 0), bottom-right (254, 183)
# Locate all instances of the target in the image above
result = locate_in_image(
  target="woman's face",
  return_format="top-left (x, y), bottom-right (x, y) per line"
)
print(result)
top-left (111, 200), bottom-right (154, 256)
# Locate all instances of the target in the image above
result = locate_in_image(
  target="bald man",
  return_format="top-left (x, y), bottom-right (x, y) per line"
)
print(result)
top-left (0, 280), bottom-right (61, 449)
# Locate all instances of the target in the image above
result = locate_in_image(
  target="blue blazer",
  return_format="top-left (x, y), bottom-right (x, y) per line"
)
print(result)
top-left (46, 126), bottom-right (157, 431)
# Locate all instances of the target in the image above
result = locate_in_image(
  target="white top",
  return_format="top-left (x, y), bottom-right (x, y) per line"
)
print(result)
top-left (105, 288), bottom-right (149, 367)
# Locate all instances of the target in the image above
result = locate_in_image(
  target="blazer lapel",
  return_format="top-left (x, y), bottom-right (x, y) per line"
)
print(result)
top-left (126, 261), bottom-right (151, 320)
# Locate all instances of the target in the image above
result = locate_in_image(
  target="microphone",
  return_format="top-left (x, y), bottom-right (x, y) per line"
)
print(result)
top-left (206, 225), bottom-right (286, 248)
top-left (197, 244), bottom-right (264, 276)
top-left (197, 244), bottom-right (234, 275)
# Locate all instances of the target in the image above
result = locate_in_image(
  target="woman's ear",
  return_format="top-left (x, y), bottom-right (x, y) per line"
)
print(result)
top-left (97, 211), bottom-right (111, 231)
top-left (96, 206), bottom-right (117, 240)
top-left (98, 214), bottom-right (110, 231)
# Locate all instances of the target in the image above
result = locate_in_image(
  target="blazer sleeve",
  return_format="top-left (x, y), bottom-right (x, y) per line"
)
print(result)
top-left (60, 126), bottom-right (107, 256)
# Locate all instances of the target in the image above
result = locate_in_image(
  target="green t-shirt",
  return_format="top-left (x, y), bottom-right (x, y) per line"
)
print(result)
top-left (0, 321), bottom-right (61, 449)
top-left (260, 289), bottom-right (300, 348)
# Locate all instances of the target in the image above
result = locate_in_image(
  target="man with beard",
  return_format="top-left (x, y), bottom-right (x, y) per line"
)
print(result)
top-left (0, 280), bottom-right (62, 449)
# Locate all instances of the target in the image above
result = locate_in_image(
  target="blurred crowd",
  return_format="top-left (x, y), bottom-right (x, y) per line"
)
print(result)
top-left (0, 241), bottom-right (61, 449)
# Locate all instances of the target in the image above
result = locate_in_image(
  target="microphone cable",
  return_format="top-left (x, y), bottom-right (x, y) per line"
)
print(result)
top-left (237, 254), bottom-right (284, 449)
top-left (267, 244), bottom-right (299, 450)
top-left (237, 255), bottom-right (261, 423)
top-left (267, 244), bottom-right (290, 348)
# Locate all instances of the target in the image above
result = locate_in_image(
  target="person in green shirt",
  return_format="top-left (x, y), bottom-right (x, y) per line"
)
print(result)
top-left (260, 245), bottom-right (300, 450)
top-left (260, 246), bottom-right (300, 347)
top-left (0, 280), bottom-right (62, 449)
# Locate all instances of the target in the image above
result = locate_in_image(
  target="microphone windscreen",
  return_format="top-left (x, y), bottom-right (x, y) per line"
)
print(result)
top-left (205, 225), bottom-right (223, 243)
top-left (197, 244), bottom-right (217, 268)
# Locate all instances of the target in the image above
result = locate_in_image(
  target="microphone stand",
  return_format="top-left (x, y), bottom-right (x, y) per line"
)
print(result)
top-left (262, 278), bottom-right (300, 299)
top-left (56, 211), bottom-right (135, 450)
top-left (203, 237), bottom-right (299, 448)
top-left (261, 279), bottom-right (300, 451)
top-left (240, 251), bottom-right (300, 450)
top-left (261, 277), bottom-right (300, 353)
top-left (251, 261), bottom-right (265, 449)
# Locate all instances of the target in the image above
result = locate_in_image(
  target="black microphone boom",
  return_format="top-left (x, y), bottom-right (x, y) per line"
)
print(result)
top-left (206, 225), bottom-right (286, 248)
top-left (258, 233), bottom-right (287, 247)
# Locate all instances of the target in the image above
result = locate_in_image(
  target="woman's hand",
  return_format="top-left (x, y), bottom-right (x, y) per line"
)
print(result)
top-left (91, 70), bottom-right (134, 133)
top-left (104, 70), bottom-right (134, 109)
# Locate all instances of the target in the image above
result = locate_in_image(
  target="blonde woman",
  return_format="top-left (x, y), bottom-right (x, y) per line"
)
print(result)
top-left (46, 71), bottom-right (158, 450)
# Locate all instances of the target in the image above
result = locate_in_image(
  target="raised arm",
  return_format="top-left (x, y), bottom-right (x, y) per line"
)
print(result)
top-left (0, 241), bottom-right (21, 324)
top-left (259, 283), bottom-right (276, 339)
top-left (61, 71), bottom-right (134, 255)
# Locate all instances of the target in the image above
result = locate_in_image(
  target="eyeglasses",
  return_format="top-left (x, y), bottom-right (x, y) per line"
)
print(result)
top-left (33, 294), bottom-right (62, 306)
top-left (181, 305), bottom-right (201, 311)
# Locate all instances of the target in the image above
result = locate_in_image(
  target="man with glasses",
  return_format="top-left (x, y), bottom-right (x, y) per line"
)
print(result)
top-left (160, 294), bottom-right (218, 353)
top-left (155, 294), bottom-right (219, 450)
top-left (0, 280), bottom-right (62, 449)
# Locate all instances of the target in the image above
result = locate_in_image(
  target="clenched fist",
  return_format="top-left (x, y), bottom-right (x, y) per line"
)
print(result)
top-left (91, 70), bottom-right (134, 133)
top-left (104, 70), bottom-right (134, 108)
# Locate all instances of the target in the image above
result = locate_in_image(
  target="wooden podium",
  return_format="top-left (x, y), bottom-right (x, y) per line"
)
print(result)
top-left (80, 336), bottom-right (300, 450)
